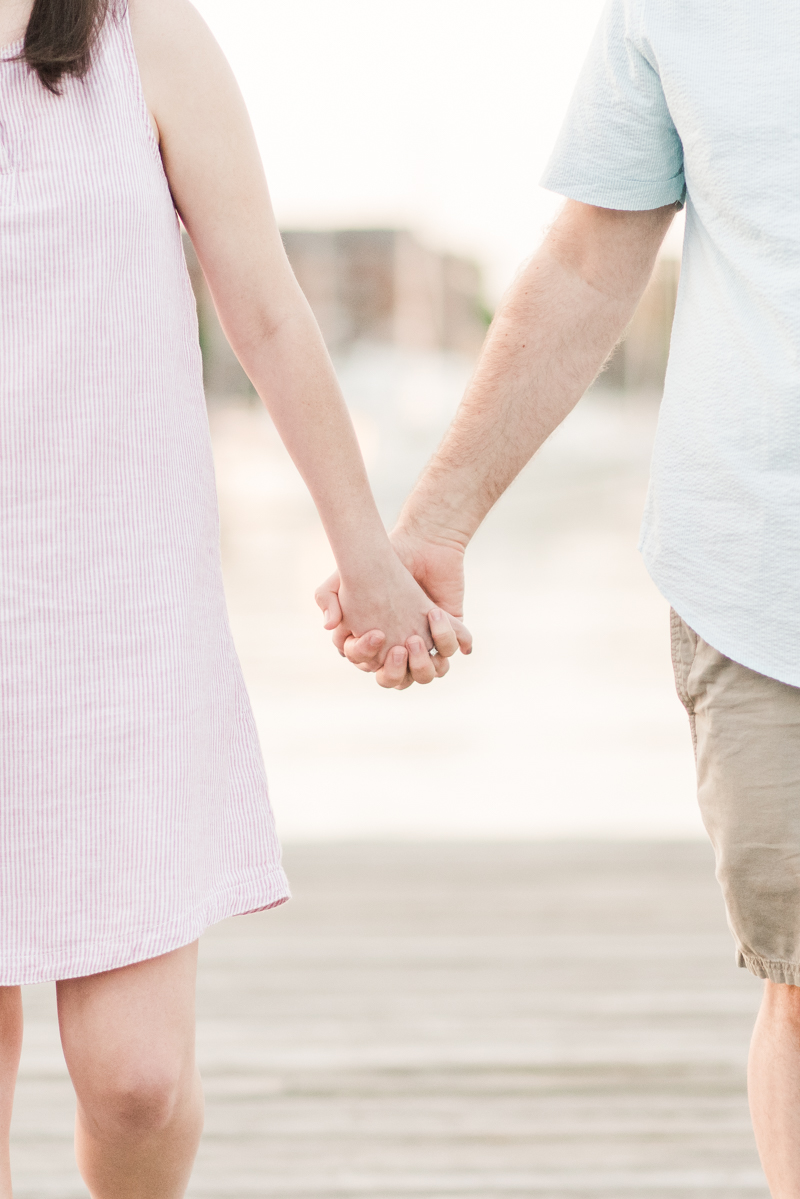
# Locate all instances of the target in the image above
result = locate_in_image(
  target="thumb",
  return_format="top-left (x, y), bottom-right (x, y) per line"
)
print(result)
top-left (315, 571), bottom-right (343, 631)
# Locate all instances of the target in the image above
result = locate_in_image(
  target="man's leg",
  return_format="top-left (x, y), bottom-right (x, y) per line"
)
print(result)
top-left (750, 982), bottom-right (800, 1197)
top-left (671, 610), bottom-right (800, 1194)
top-left (56, 942), bottom-right (203, 1199)
top-left (0, 987), bottom-right (22, 1199)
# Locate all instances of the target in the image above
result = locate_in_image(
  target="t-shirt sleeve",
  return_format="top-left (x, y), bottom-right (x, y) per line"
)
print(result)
top-left (541, 0), bottom-right (685, 210)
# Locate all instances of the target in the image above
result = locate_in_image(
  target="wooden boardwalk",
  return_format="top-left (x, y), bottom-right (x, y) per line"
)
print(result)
top-left (10, 842), bottom-right (767, 1198)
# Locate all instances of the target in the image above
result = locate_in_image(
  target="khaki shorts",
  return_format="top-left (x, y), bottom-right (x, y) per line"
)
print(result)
top-left (671, 609), bottom-right (800, 985)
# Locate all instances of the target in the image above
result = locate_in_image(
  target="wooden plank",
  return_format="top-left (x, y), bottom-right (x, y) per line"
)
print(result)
top-left (9, 843), bottom-right (768, 1198)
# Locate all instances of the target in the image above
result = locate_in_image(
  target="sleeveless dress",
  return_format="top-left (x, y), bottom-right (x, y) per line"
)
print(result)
top-left (0, 11), bottom-right (289, 985)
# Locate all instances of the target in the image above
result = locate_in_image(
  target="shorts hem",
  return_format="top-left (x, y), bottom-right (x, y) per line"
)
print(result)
top-left (738, 950), bottom-right (800, 986)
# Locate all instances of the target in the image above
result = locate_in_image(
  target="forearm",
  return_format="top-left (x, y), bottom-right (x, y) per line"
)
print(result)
top-left (398, 201), bottom-right (675, 548)
top-left (139, 7), bottom-right (392, 584)
top-left (231, 295), bottom-right (391, 580)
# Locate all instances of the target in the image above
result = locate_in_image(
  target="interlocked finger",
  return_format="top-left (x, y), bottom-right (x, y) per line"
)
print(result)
top-left (344, 630), bottom-right (385, 670)
top-left (428, 608), bottom-right (459, 658)
top-left (377, 645), bottom-right (410, 689)
top-left (332, 623), bottom-right (350, 657)
top-left (406, 636), bottom-right (436, 685)
top-left (432, 651), bottom-right (450, 679)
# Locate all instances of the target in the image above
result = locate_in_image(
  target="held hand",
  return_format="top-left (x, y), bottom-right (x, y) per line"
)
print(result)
top-left (371, 611), bottom-right (464, 689)
top-left (315, 526), bottom-right (471, 688)
top-left (318, 575), bottom-right (471, 687)
top-left (318, 548), bottom-right (471, 687)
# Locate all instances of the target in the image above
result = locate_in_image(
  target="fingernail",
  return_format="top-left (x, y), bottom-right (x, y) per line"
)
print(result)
top-left (429, 608), bottom-right (442, 622)
top-left (410, 637), bottom-right (424, 653)
top-left (393, 647), bottom-right (405, 664)
top-left (369, 632), bottom-right (383, 647)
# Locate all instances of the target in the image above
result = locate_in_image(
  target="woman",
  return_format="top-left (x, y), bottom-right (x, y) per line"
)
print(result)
top-left (0, 0), bottom-right (469, 1193)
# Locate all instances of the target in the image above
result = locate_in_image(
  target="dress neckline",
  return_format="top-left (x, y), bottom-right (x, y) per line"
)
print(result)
top-left (0, 35), bottom-right (24, 61)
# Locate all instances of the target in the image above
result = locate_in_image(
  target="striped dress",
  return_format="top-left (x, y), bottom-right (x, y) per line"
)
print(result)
top-left (0, 10), bottom-right (289, 985)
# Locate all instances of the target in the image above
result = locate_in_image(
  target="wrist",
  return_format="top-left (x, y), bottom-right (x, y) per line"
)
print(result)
top-left (394, 504), bottom-right (473, 556)
top-left (336, 537), bottom-right (405, 589)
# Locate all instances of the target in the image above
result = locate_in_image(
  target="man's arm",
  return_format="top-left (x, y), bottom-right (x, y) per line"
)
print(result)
top-left (318, 198), bottom-right (676, 686)
top-left (398, 199), bottom-right (675, 551)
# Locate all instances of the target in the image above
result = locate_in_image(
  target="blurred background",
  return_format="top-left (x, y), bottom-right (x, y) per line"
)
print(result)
top-left (11, 3), bottom-right (769, 1197)
top-left (187, 0), bottom-right (696, 844)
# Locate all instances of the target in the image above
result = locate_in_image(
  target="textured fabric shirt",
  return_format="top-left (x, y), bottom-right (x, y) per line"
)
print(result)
top-left (541, 0), bottom-right (800, 687)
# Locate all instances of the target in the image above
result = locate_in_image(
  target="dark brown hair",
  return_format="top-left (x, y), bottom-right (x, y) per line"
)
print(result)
top-left (22, 0), bottom-right (110, 93)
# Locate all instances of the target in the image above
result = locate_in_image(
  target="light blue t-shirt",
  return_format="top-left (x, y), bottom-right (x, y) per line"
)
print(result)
top-left (542, 0), bottom-right (800, 687)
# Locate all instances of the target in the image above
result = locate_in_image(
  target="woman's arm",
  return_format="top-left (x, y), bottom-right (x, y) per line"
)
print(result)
top-left (128, 0), bottom-right (469, 677)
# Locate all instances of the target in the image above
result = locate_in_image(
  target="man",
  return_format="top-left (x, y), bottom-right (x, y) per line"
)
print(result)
top-left (317, 2), bottom-right (800, 1189)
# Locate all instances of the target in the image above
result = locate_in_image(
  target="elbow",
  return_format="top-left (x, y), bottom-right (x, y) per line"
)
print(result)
top-left (546, 200), bottom-right (671, 303)
top-left (221, 301), bottom-right (309, 369)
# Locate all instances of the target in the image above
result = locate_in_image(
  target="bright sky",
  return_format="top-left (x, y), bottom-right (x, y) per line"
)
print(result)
top-left (191, 0), bottom-right (610, 300)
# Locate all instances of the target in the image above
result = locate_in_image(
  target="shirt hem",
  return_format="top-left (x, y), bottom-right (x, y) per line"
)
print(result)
top-left (641, 547), bottom-right (800, 691)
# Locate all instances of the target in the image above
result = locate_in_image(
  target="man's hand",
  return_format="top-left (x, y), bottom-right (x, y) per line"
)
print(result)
top-left (389, 524), bottom-right (466, 619)
top-left (314, 525), bottom-right (471, 688)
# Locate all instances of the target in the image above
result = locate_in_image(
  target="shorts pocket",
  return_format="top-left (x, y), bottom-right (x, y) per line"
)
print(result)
top-left (670, 608), bottom-right (697, 715)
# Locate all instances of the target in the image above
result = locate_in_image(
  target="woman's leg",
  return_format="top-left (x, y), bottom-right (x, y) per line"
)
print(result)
top-left (56, 943), bottom-right (203, 1199)
top-left (0, 988), bottom-right (22, 1199)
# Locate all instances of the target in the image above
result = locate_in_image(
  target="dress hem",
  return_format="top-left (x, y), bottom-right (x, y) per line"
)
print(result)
top-left (0, 866), bottom-right (291, 986)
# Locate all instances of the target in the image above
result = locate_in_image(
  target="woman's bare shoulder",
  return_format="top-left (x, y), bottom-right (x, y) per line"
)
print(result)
top-left (127, 0), bottom-right (206, 44)
top-left (127, 0), bottom-right (238, 143)
top-left (127, 0), bottom-right (224, 66)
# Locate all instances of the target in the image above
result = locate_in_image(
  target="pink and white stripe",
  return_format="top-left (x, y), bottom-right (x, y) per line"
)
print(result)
top-left (0, 8), bottom-right (289, 985)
